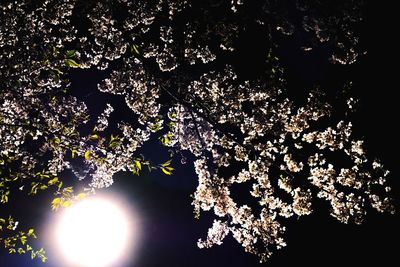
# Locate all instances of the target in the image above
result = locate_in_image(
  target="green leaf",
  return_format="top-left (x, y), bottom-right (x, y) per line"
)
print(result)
top-left (84, 150), bottom-right (91, 160)
top-left (64, 58), bottom-right (80, 68)
top-left (27, 229), bottom-right (35, 237)
top-left (50, 68), bottom-right (62, 79)
top-left (1, 192), bottom-right (9, 203)
top-left (66, 50), bottom-right (76, 59)
top-left (135, 160), bottom-right (142, 171)
top-left (161, 166), bottom-right (174, 175)
top-left (90, 134), bottom-right (99, 139)
top-left (39, 185), bottom-right (48, 190)
top-left (48, 177), bottom-right (59, 186)
top-left (51, 198), bottom-right (61, 211)
top-left (62, 200), bottom-right (72, 207)
top-left (57, 181), bottom-right (63, 191)
top-left (159, 135), bottom-right (171, 145)
top-left (131, 44), bottom-right (140, 55)
top-left (30, 183), bottom-right (39, 195)
top-left (109, 135), bottom-right (120, 148)
top-left (76, 193), bottom-right (86, 200)
top-left (20, 235), bottom-right (27, 245)
top-left (39, 253), bottom-right (47, 262)
top-left (161, 167), bottom-right (171, 175)
top-left (71, 148), bottom-right (78, 158)
top-left (64, 187), bottom-right (73, 194)
top-left (162, 159), bottom-right (172, 167)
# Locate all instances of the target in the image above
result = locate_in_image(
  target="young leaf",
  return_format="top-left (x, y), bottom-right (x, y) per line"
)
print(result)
top-left (64, 58), bottom-right (80, 68)
top-left (84, 150), bottom-right (91, 160)
top-left (131, 44), bottom-right (140, 55)
top-left (62, 200), bottom-right (72, 207)
top-left (53, 137), bottom-right (60, 144)
top-left (90, 134), bottom-right (99, 140)
top-left (51, 198), bottom-right (61, 211)
top-left (162, 159), bottom-right (172, 167)
top-left (71, 148), bottom-right (78, 158)
top-left (66, 50), bottom-right (76, 59)
top-left (47, 177), bottom-right (59, 186)
top-left (57, 181), bottom-right (63, 192)
top-left (76, 193), bottom-right (87, 200)
top-left (20, 235), bottom-right (27, 245)
top-left (64, 187), bottom-right (73, 194)
top-left (30, 183), bottom-right (39, 195)
top-left (161, 166), bottom-right (174, 175)
top-left (39, 184), bottom-right (48, 190)
top-left (135, 160), bottom-right (142, 171)
top-left (27, 229), bottom-right (36, 237)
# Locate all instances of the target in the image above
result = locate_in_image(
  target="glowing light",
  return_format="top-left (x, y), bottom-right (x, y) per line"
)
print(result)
top-left (55, 197), bottom-right (134, 267)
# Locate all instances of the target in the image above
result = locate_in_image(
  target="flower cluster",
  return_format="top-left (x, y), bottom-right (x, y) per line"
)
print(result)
top-left (0, 0), bottom-right (394, 263)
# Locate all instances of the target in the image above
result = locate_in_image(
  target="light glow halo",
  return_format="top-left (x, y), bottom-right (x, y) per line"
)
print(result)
top-left (55, 196), bottom-right (134, 267)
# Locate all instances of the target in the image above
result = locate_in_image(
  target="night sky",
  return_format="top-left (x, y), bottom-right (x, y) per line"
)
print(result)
top-left (1, 1), bottom-right (399, 267)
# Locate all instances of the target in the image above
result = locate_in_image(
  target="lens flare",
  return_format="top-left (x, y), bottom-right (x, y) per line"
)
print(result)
top-left (55, 197), bottom-right (134, 267)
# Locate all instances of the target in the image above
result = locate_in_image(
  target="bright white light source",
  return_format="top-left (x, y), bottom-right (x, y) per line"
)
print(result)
top-left (56, 197), bottom-right (132, 267)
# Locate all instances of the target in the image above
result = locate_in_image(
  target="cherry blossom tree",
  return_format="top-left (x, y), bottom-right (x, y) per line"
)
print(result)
top-left (0, 0), bottom-right (395, 263)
